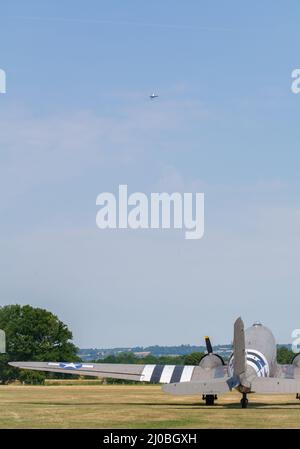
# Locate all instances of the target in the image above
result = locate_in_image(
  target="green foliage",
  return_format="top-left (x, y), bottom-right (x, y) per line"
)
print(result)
top-left (0, 304), bottom-right (79, 384)
top-left (277, 346), bottom-right (295, 364)
top-left (98, 352), bottom-right (203, 367)
top-left (102, 352), bottom-right (138, 364)
top-left (0, 353), bottom-right (18, 383)
top-left (19, 370), bottom-right (46, 385)
top-left (184, 352), bottom-right (204, 365)
top-left (154, 355), bottom-right (186, 365)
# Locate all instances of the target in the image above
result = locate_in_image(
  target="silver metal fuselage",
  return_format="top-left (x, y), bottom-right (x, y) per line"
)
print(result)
top-left (228, 323), bottom-right (277, 380)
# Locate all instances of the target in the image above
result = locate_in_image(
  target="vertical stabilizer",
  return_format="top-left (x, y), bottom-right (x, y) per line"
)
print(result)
top-left (233, 317), bottom-right (246, 377)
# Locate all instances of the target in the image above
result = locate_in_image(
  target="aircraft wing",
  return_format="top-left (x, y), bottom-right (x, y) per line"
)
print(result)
top-left (9, 361), bottom-right (228, 384)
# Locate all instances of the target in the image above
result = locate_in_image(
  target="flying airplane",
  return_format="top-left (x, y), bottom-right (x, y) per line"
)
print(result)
top-left (149, 93), bottom-right (158, 99)
top-left (9, 318), bottom-right (300, 408)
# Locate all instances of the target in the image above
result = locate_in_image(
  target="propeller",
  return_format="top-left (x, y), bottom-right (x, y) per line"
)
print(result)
top-left (200, 334), bottom-right (225, 368)
top-left (204, 336), bottom-right (213, 354)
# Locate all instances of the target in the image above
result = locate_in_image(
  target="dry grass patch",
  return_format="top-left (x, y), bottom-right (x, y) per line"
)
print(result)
top-left (0, 384), bottom-right (300, 428)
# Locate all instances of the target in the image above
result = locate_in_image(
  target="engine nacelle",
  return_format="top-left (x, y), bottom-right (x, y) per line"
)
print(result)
top-left (292, 353), bottom-right (300, 368)
top-left (199, 353), bottom-right (225, 369)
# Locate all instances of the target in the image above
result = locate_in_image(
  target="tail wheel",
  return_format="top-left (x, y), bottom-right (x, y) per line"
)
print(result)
top-left (241, 393), bottom-right (248, 409)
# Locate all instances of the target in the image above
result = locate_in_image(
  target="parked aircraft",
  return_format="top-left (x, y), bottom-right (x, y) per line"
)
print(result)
top-left (9, 318), bottom-right (300, 408)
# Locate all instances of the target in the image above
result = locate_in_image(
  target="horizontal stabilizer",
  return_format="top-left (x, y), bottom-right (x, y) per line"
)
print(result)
top-left (251, 377), bottom-right (300, 394)
top-left (162, 379), bottom-right (232, 395)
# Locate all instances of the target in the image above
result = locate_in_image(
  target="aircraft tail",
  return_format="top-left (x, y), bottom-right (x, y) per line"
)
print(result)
top-left (163, 317), bottom-right (247, 396)
top-left (233, 317), bottom-right (246, 377)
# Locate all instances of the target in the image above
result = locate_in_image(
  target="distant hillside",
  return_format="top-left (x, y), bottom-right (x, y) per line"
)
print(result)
top-left (78, 344), bottom-right (233, 361)
top-left (78, 343), bottom-right (293, 361)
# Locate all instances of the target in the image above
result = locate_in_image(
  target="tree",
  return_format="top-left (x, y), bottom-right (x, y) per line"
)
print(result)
top-left (184, 352), bottom-right (204, 365)
top-left (277, 346), bottom-right (295, 364)
top-left (0, 304), bottom-right (79, 384)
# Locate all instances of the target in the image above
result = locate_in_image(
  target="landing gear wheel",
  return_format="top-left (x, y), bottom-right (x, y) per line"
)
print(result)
top-left (241, 393), bottom-right (248, 409)
top-left (203, 394), bottom-right (217, 406)
top-left (296, 393), bottom-right (300, 400)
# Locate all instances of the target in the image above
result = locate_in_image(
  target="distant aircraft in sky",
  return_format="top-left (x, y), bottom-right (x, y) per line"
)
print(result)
top-left (149, 93), bottom-right (159, 99)
top-left (9, 317), bottom-right (300, 408)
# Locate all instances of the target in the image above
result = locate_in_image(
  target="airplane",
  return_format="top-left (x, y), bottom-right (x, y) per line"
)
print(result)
top-left (9, 317), bottom-right (300, 408)
top-left (149, 93), bottom-right (159, 99)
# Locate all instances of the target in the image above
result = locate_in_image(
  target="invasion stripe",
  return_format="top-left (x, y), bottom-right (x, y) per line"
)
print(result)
top-left (246, 351), bottom-right (268, 365)
top-left (159, 365), bottom-right (175, 383)
top-left (150, 365), bottom-right (165, 383)
top-left (170, 365), bottom-right (185, 383)
top-left (247, 356), bottom-right (263, 370)
top-left (247, 360), bottom-right (265, 377)
top-left (180, 365), bottom-right (195, 382)
top-left (247, 351), bottom-right (265, 362)
top-left (141, 365), bottom-right (156, 382)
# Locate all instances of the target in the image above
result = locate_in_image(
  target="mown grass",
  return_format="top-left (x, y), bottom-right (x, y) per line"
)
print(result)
top-left (0, 384), bottom-right (300, 428)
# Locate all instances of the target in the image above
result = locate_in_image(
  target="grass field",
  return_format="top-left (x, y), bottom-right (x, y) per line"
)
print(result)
top-left (0, 384), bottom-right (300, 428)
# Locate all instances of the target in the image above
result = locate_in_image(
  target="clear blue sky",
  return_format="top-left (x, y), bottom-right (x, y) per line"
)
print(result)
top-left (0, 1), bottom-right (299, 347)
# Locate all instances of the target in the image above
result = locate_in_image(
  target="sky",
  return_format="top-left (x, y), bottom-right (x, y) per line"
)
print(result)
top-left (0, 1), bottom-right (299, 347)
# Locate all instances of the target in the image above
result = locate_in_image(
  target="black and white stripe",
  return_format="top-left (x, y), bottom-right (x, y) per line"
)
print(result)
top-left (228, 349), bottom-right (270, 378)
top-left (141, 365), bottom-right (195, 384)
